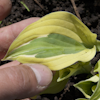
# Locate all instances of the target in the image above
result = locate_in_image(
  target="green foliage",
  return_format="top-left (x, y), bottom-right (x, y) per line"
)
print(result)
top-left (74, 74), bottom-right (99, 99)
top-left (74, 60), bottom-right (100, 100)
top-left (58, 62), bottom-right (92, 82)
top-left (2, 11), bottom-right (100, 99)
top-left (20, 1), bottom-right (30, 12)
top-left (76, 98), bottom-right (88, 100)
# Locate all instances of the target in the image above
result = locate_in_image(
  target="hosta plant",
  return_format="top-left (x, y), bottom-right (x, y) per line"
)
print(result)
top-left (2, 11), bottom-right (100, 99)
top-left (74, 60), bottom-right (100, 100)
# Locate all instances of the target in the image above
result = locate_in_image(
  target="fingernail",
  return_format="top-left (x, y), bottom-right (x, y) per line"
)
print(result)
top-left (26, 64), bottom-right (53, 86)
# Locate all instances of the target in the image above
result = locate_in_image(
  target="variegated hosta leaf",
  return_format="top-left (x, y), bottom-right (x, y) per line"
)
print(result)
top-left (96, 40), bottom-right (100, 51)
top-left (2, 11), bottom-right (97, 71)
top-left (74, 60), bottom-right (100, 100)
top-left (76, 98), bottom-right (88, 100)
top-left (74, 74), bottom-right (99, 99)
top-left (58, 62), bottom-right (92, 82)
top-left (5, 11), bottom-right (97, 54)
top-left (89, 60), bottom-right (100, 100)
top-left (3, 33), bottom-right (96, 70)
top-left (19, 11), bottom-right (97, 47)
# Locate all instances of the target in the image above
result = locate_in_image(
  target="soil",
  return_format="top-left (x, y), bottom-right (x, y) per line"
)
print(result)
top-left (0, 0), bottom-right (100, 100)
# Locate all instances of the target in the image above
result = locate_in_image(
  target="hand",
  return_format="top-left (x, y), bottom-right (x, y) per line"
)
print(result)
top-left (0, 0), bottom-right (53, 100)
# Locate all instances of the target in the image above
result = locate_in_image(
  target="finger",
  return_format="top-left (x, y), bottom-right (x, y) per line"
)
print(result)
top-left (0, 0), bottom-right (12, 21)
top-left (0, 18), bottom-right (40, 59)
top-left (0, 63), bottom-right (52, 100)
top-left (0, 60), bottom-right (20, 69)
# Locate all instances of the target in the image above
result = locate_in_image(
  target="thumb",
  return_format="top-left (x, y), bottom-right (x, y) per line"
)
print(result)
top-left (0, 61), bottom-right (53, 100)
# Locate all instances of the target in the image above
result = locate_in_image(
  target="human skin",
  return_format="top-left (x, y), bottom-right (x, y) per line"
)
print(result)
top-left (0, 0), bottom-right (53, 100)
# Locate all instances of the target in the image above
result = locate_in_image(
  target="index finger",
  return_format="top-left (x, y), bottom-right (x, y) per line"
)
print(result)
top-left (0, 0), bottom-right (12, 21)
